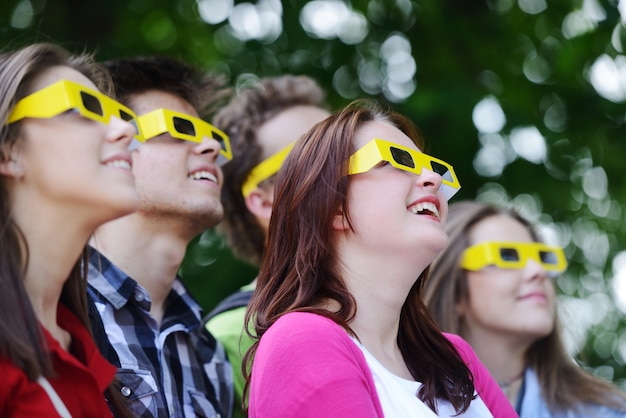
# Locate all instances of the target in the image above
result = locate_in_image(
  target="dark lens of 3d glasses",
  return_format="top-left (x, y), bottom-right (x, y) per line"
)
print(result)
top-left (430, 161), bottom-right (451, 177)
top-left (212, 130), bottom-right (227, 151)
top-left (173, 116), bottom-right (196, 136)
top-left (389, 146), bottom-right (451, 178)
top-left (80, 91), bottom-right (103, 116)
top-left (390, 147), bottom-right (415, 169)
top-left (119, 109), bottom-right (134, 122)
top-left (540, 251), bottom-right (558, 265)
top-left (499, 248), bottom-right (520, 262)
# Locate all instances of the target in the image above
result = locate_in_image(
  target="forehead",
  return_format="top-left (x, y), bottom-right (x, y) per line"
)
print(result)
top-left (29, 65), bottom-right (97, 94)
top-left (129, 89), bottom-right (198, 118)
top-left (353, 120), bottom-right (418, 151)
top-left (256, 105), bottom-right (330, 159)
top-left (468, 215), bottom-right (534, 245)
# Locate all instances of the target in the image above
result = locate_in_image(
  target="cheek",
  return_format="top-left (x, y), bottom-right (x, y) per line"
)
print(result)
top-left (466, 272), bottom-right (516, 308)
top-left (438, 196), bottom-right (449, 223)
top-left (545, 280), bottom-right (557, 306)
top-left (132, 148), bottom-right (175, 175)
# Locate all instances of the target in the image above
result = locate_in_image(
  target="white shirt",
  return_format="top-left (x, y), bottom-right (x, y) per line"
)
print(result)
top-left (352, 339), bottom-right (493, 417)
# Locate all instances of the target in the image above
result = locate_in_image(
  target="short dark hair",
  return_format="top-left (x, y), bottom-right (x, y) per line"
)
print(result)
top-left (104, 55), bottom-right (230, 119)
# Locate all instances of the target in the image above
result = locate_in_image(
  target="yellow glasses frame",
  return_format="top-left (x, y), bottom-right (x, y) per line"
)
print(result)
top-left (7, 79), bottom-right (141, 140)
top-left (460, 241), bottom-right (567, 274)
top-left (137, 108), bottom-right (232, 166)
top-left (241, 142), bottom-right (295, 197)
top-left (348, 138), bottom-right (461, 200)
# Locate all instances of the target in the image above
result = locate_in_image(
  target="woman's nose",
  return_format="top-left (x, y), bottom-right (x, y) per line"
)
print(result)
top-left (416, 167), bottom-right (443, 192)
top-left (107, 116), bottom-right (137, 148)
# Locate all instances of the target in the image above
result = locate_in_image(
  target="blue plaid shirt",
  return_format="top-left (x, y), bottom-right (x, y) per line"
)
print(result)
top-left (87, 247), bottom-right (233, 418)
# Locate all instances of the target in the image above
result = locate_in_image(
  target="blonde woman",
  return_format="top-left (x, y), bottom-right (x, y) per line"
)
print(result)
top-left (425, 200), bottom-right (626, 417)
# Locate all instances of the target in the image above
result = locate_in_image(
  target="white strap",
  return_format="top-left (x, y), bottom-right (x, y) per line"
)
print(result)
top-left (37, 376), bottom-right (73, 418)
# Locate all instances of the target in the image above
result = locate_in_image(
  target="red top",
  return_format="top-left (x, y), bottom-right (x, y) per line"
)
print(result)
top-left (0, 304), bottom-right (116, 417)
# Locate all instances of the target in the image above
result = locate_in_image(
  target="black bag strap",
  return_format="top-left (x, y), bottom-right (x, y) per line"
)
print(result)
top-left (203, 290), bottom-right (254, 323)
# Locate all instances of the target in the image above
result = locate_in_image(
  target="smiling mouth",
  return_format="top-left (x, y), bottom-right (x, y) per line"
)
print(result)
top-left (189, 170), bottom-right (217, 183)
top-left (105, 159), bottom-right (131, 170)
top-left (409, 201), bottom-right (440, 219)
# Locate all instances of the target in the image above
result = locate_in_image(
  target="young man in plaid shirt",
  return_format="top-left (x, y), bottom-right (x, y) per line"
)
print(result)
top-left (87, 56), bottom-right (233, 417)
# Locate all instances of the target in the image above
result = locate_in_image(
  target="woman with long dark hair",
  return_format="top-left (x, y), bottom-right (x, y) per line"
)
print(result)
top-left (0, 42), bottom-right (139, 416)
top-left (243, 101), bottom-right (516, 417)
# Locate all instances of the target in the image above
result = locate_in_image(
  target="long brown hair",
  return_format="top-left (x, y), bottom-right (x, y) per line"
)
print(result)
top-left (424, 200), bottom-right (626, 413)
top-left (0, 42), bottom-right (131, 417)
top-left (244, 100), bottom-right (475, 413)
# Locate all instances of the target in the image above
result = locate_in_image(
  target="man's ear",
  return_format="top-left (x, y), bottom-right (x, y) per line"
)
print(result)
top-left (245, 187), bottom-right (274, 223)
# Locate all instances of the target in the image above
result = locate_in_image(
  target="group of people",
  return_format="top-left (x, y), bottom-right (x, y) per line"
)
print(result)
top-left (0, 41), bottom-right (624, 418)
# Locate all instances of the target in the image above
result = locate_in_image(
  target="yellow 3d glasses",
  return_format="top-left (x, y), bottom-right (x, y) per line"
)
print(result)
top-left (136, 108), bottom-right (232, 166)
top-left (241, 142), bottom-right (295, 197)
top-left (348, 138), bottom-right (461, 200)
top-left (460, 241), bottom-right (567, 275)
top-left (6, 79), bottom-right (141, 140)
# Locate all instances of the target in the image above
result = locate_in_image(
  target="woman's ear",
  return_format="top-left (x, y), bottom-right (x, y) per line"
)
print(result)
top-left (455, 299), bottom-right (466, 317)
top-left (245, 187), bottom-right (274, 223)
top-left (332, 207), bottom-right (349, 231)
top-left (0, 159), bottom-right (23, 178)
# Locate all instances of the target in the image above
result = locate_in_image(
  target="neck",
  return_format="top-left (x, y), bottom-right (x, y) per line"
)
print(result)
top-left (15, 207), bottom-right (94, 339)
top-left (461, 325), bottom-right (529, 406)
top-left (498, 369), bottom-right (524, 395)
top-left (462, 327), bottom-right (528, 381)
top-left (91, 213), bottom-right (191, 323)
top-left (334, 236), bottom-right (431, 380)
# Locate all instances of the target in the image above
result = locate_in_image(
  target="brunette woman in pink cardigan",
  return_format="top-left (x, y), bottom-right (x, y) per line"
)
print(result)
top-left (243, 100), bottom-right (517, 417)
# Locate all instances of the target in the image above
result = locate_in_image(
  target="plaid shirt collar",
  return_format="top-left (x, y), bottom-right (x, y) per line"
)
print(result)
top-left (87, 246), bottom-right (203, 330)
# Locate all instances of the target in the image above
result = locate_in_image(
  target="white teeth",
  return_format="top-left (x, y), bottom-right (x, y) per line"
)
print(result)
top-left (189, 170), bottom-right (217, 183)
top-left (106, 159), bottom-right (131, 170)
top-left (410, 202), bottom-right (440, 219)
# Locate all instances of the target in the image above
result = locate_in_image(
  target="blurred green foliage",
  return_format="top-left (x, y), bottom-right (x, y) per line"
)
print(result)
top-left (3, 0), bottom-right (626, 388)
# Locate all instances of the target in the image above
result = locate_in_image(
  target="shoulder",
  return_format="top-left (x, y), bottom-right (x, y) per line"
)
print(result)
top-left (206, 306), bottom-right (247, 339)
top-left (442, 332), bottom-right (470, 350)
top-left (264, 312), bottom-right (353, 346)
top-left (249, 313), bottom-right (382, 417)
top-left (441, 333), bottom-right (484, 383)
top-left (204, 289), bottom-right (254, 322)
top-left (575, 403), bottom-right (626, 418)
top-left (444, 333), bottom-right (519, 418)
top-left (0, 356), bottom-right (28, 390)
top-left (443, 332), bottom-right (486, 368)
top-left (442, 332), bottom-right (478, 364)
top-left (0, 359), bottom-right (46, 416)
top-left (273, 311), bottom-right (345, 331)
top-left (87, 248), bottom-right (137, 309)
top-left (255, 312), bottom-right (364, 370)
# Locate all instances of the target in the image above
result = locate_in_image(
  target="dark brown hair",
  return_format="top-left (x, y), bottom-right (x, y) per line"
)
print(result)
top-left (213, 75), bottom-right (327, 266)
top-left (104, 55), bottom-right (230, 120)
top-left (244, 99), bottom-right (475, 414)
top-left (424, 200), bottom-right (626, 413)
top-left (0, 42), bottom-right (130, 417)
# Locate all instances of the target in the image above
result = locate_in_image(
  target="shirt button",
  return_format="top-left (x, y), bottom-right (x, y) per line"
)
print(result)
top-left (121, 386), bottom-right (132, 397)
top-left (135, 292), bottom-right (145, 302)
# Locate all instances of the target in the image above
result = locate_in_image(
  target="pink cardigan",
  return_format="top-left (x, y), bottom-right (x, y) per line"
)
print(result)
top-left (249, 312), bottom-right (517, 417)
